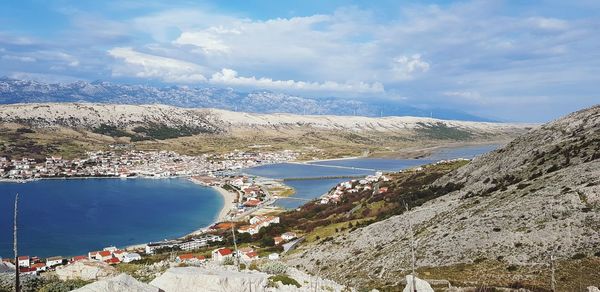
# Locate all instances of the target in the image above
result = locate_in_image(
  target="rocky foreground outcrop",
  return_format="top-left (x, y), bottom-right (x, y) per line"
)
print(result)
top-left (72, 265), bottom-right (345, 292)
top-left (72, 273), bottom-right (160, 292)
top-left (150, 267), bottom-right (268, 292)
top-left (55, 260), bottom-right (118, 281)
top-left (286, 105), bottom-right (600, 288)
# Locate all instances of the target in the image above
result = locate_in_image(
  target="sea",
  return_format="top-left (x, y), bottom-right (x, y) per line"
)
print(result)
top-left (0, 143), bottom-right (498, 258)
top-left (0, 178), bottom-right (222, 258)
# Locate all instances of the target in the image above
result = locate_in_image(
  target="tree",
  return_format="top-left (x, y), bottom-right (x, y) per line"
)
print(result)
top-left (261, 237), bottom-right (275, 247)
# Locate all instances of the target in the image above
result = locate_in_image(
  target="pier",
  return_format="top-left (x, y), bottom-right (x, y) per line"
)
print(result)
top-left (287, 161), bottom-right (378, 172)
top-left (281, 175), bottom-right (365, 181)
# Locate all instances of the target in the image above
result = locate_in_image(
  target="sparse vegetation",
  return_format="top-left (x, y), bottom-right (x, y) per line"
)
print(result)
top-left (268, 274), bottom-right (301, 288)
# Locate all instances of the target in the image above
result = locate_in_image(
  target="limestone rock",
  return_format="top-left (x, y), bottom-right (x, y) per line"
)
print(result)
top-left (402, 275), bottom-right (434, 292)
top-left (72, 273), bottom-right (160, 292)
top-left (55, 260), bottom-right (118, 281)
top-left (150, 266), bottom-right (269, 292)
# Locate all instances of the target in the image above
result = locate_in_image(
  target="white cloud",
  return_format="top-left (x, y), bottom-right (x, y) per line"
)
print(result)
top-left (528, 17), bottom-right (569, 31)
top-left (174, 31), bottom-right (230, 54)
top-left (107, 47), bottom-right (206, 83)
top-left (2, 55), bottom-right (36, 62)
top-left (209, 68), bottom-right (384, 93)
top-left (443, 90), bottom-right (482, 101)
top-left (391, 54), bottom-right (430, 80)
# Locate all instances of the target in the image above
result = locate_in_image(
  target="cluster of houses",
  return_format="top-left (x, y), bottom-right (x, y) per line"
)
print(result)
top-left (0, 148), bottom-right (299, 180)
top-left (173, 245), bottom-right (268, 266)
top-left (229, 177), bottom-right (270, 209)
top-left (145, 234), bottom-right (223, 254)
top-left (237, 215), bottom-right (280, 235)
top-left (13, 255), bottom-right (66, 275)
top-left (88, 246), bottom-right (142, 265)
top-left (320, 171), bottom-right (390, 204)
top-left (210, 247), bottom-right (260, 264)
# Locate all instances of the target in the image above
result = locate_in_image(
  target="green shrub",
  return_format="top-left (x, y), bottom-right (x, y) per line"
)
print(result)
top-left (269, 275), bottom-right (301, 288)
top-left (259, 261), bottom-right (288, 274)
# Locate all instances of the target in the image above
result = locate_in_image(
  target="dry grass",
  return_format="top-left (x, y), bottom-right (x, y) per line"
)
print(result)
top-left (419, 257), bottom-right (600, 291)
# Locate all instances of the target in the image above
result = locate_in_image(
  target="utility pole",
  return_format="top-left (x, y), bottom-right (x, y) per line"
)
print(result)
top-left (405, 202), bottom-right (417, 292)
top-left (230, 217), bottom-right (240, 271)
top-left (550, 254), bottom-right (556, 292)
top-left (14, 193), bottom-right (20, 292)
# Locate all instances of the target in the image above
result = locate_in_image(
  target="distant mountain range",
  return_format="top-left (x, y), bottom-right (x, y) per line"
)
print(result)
top-left (0, 77), bottom-right (494, 122)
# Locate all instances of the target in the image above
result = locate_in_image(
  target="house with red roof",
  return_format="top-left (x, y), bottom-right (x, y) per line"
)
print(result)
top-left (98, 251), bottom-right (112, 261)
top-left (274, 236), bottom-right (284, 245)
top-left (241, 251), bottom-right (259, 262)
top-left (176, 254), bottom-right (206, 264)
top-left (105, 257), bottom-right (120, 265)
top-left (19, 267), bottom-right (37, 276)
top-left (112, 250), bottom-right (127, 261)
top-left (211, 248), bottom-right (233, 262)
top-left (243, 198), bottom-right (261, 207)
top-left (31, 262), bottom-right (47, 272)
top-left (71, 255), bottom-right (87, 263)
top-left (17, 256), bottom-right (30, 268)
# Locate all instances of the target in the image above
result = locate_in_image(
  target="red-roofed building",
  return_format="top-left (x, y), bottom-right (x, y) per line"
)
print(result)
top-left (242, 251), bottom-right (259, 262)
top-left (112, 250), bottom-right (127, 261)
top-left (105, 257), bottom-right (120, 265)
top-left (176, 254), bottom-right (206, 264)
top-left (274, 236), bottom-right (284, 245)
top-left (211, 248), bottom-right (233, 262)
top-left (243, 198), bottom-right (261, 207)
top-left (31, 262), bottom-right (47, 272)
top-left (17, 256), bottom-right (30, 267)
top-left (98, 251), bottom-right (112, 261)
top-left (19, 267), bottom-right (37, 275)
top-left (71, 255), bottom-right (87, 263)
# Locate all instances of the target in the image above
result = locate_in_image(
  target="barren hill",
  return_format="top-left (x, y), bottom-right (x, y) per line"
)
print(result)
top-left (286, 105), bottom-right (600, 290)
top-left (0, 103), bottom-right (531, 160)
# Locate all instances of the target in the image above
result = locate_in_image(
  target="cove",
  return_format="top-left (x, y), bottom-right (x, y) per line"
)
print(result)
top-left (0, 178), bottom-right (222, 258)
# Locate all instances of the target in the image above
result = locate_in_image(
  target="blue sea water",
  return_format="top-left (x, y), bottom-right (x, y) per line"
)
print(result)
top-left (245, 144), bottom-right (501, 209)
top-left (0, 178), bottom-right (222, 258)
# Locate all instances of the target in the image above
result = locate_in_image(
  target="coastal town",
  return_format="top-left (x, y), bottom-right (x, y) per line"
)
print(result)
top-left (0, 146), bottom-right (310, 278)
top-left (0, 148), bottom-right (299, 180)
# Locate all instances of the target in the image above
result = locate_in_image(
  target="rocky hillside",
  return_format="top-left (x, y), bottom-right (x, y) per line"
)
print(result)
top-left (286, 105), bottom-right (600, 290)
top-left (0, 103), bottom-right (527, 135)
top-left (0, 103), bottom-right (531, 161)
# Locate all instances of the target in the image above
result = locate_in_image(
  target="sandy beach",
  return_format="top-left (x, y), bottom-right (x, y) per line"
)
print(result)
top-left (211, 185), bottom-right (238, 222)
top-left (184, 177), bottom-right (239, 235)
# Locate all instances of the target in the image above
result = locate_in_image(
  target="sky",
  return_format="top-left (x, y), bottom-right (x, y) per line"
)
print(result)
top-left (1, 0), bottom-right (599, 122)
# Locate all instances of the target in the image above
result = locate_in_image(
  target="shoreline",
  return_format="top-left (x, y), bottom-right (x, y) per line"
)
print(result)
top-left (184, 177), bottom-right (239, 236)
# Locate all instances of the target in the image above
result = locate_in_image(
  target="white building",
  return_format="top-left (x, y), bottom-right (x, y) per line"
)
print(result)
top-left (281, 232), bottom-right (297, 241)
top-left (46, 256), bottom-right (63, 267)
top-left (268, 253), bottom-right (280, 260)
top-left (103, 246), bottom-right (118, 252)
top-left (17, 256), bottom-right (30, 268)
top-left (180, 239), bottom-right (207, 251)
top-left (122, 253), bottom-right (142, 263)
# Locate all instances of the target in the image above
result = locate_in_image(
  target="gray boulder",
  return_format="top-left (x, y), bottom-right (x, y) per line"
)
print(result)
top-left (72, 273), bottom-right (160, 292)
top-left (150, 267), bottom-right (269, 292)
top-left (402, 275), bottom-right (434, 292)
